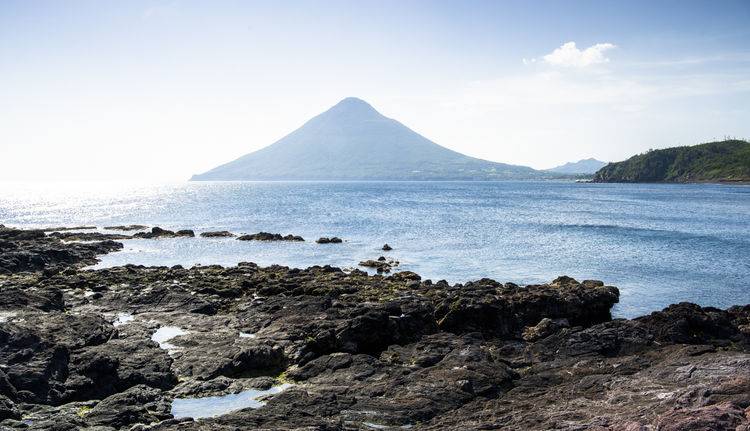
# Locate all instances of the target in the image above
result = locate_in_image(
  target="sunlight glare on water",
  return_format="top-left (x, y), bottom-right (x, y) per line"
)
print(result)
top-left (1, 180), bottom-right (748, 317)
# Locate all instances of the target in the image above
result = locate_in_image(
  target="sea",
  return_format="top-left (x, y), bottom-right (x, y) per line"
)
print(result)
top-left (1, 180), bottom-right (748, 318)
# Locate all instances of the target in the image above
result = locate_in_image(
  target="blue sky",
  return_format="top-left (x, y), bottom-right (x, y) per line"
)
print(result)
top-left (1, 0), bottom-right (749, 180)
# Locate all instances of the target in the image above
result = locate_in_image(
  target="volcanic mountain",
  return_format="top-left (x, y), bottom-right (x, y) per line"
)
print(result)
top-left (191, 97), bottom-right (546, 181)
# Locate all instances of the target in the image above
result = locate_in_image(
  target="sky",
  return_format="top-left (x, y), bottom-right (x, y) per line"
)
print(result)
top-left (1, 0), bottom-right (749, 181)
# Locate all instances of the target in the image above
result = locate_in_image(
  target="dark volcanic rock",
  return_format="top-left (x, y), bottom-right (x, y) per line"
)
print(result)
top-left (0, 394), bottom-right (19, 420)
top-left (41, 226), bottom-right (97, 232)
top-left (64, 336), bottom-right (177, 402)
top-left (237, 232), bottom-right (304, 241)
top-left (0, 226), bottom-right (122, 274)
top-left (0, 227), bottom-right (748, 430)
top-left (48, 231), bottom-right (132, 241)
top-left (382, 243), bottom-right (393, 251)
top-left (133, 227), bottom-right (195, 239)
top-left (103, 224), bottom-right (149, 231)
top-left (522, 317), bottom-right (570, 341)
top-left (432, 276), bottom-right (620, 338)
top-left (655, 401), bottom-right (749, 431)
top-left (316, 237), bottom-right (343, 244)
top-left (85, 384), bottom-right (172, 427)
top-left (0, 286), bottom-right (64, 311)
top-left (200, 231), bottom-right (235, 238)
top-left (0, 322), bottom-right (69, 404)
top-left (359, 257), bottom-right (399, 273)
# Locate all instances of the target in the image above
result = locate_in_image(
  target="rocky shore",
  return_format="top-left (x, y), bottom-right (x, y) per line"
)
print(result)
top-left (0, 225), bottom-right (749, 430)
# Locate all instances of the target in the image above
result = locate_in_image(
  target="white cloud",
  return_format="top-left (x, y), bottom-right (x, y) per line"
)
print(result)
top-left (392, 63), bottom-right (750, 170)
top-left (542, 41), bottom-right (617, 67)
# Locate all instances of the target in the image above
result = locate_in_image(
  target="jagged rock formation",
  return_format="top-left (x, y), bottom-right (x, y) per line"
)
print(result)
top-left (0, 227), bottom-right (748, 430)
top-left (0, 225), bottom-right (121, 275)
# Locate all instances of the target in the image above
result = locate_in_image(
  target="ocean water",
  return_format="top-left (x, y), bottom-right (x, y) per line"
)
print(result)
top-left (0, 180), bottom-right (748, 318)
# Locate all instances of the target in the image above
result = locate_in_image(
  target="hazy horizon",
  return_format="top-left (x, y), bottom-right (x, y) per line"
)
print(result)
top-left (2, 0), bottom-right (749, 181)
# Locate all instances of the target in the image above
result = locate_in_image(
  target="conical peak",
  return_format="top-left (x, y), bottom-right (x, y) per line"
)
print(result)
top-left (336, 97), bottom-right (372, 108)
top-left (325, 97), bottom-right (380, 118)
top-left (192, 95), bottom-right (540, 181)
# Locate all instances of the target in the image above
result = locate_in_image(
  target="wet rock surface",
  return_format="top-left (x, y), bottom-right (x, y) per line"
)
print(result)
top-left (237, 232), bottom-right (304, 242)
top-left (316, 237), bottom-right (343, 244)
top-left (103, 225), bottom-right (149, 231)
top-left (41, 226), bottom-right (97, 232)
top-left (359, 256), bottom-right (400, 273)
top-left (0, 226), bottom-right (122, 275)
top-left (200, 231), bottom-right (235, 238)
top-left (133, 227), bottom-right (195, 239)
top-left (48, 231), bottom-right (133, 241)
top-left (0, 227), bottom-right (748, 430)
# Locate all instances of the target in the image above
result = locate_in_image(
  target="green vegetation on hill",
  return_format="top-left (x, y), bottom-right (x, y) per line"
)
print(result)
top-left (593, 139), bottom-right (750, 183)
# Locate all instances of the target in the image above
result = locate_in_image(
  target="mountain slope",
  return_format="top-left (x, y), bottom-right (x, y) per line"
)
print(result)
top-left (191, 98), bottom-right (547, 181)
top-left (593, 140), bottom-right (750, 183)
top-left (547, 158), bottom-right (607, 175)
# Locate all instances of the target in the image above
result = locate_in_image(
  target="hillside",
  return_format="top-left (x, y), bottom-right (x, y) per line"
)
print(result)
top-left (547, 158), bottom-right (607, 175)
top-left (191, 98), bottom-right (549, 181)
top-left (593, 140), bottom-right (750, 183)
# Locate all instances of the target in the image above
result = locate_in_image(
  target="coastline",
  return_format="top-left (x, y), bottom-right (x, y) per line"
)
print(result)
top-left (591, 178), bottom-right (750, 185)
top-left (1, 225), bottom-right (749, 429)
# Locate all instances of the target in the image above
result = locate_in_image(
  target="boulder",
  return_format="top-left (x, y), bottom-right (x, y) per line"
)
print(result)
top-left (85, 385), bottom-right (172, 428)
top-left (359, 257), bottom-right (399, 273)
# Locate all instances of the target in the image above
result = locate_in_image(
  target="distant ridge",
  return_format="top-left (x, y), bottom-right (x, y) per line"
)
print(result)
top-left (191, 98), bottom-right (550, 181)
top-left (593, 139), bottom-right (750, 183)
top-left (547, 158), bottom-right (607, 175)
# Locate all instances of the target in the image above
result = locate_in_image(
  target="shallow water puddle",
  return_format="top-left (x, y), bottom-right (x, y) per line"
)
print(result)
top-left (151, 326), bottom-right (188, 351)
top-left (171, 383), bottom-right (292, 419)
top-left (363, 423), bottom-right (414, 430)
top-left (113, 313), bottom-right (134, 327)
